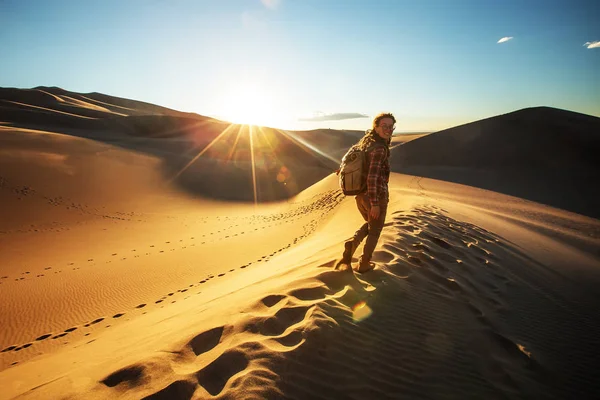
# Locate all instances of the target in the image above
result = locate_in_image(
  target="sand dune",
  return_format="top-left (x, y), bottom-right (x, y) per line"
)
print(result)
top-left (1, 90), bottom-right (599, 399)
top-left (391, 107), bottom-right (600, 219)
top-left (390, 132), bottom-right (431, 147)
top-left (2, 175), bottom-right (598, 399)
top-left (0, 88), bottom-right (339, 202)
top-left (288, 130), bottom-right (431, 162)
top-left (0, 87), bottom-right (201, 119)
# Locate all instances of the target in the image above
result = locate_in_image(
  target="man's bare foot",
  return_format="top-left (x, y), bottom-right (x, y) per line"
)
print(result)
top-left (335, 261), bottom-right (353, 272)
top-left (353, 261), bottom-right (375, 273)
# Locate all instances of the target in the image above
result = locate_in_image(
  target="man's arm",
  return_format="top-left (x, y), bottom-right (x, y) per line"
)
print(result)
top-left (366, 146), bottom-right (385, 207)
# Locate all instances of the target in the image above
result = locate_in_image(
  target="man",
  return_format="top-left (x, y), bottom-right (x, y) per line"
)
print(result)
top-left (338, 112), bottom-right (395, 273)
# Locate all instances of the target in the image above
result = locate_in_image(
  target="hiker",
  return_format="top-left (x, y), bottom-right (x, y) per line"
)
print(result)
top-left (338, 112), bottom-right (395, 272)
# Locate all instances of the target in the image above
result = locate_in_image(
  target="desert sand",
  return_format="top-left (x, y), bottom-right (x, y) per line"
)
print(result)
top-left (1, 88), bottom-right (599, 399)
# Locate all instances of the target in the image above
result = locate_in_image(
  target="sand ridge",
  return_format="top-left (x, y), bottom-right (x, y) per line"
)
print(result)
top-left (2, 175), bottom-right (600, 398)
top-left (0, 187), bottom-right (344, 365)
top-left (391, 107), bottom-right (600, 219)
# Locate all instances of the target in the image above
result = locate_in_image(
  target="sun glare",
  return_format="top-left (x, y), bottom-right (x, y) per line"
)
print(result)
top-left (217, 83), bottom-right (280, 127)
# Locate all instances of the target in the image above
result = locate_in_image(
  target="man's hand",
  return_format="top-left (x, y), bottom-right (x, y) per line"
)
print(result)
top-left (369, 205), bottom-right (380, 220)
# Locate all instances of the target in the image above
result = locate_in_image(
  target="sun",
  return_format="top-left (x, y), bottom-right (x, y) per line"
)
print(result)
top-left (216, 82), bottom-right (280, 127)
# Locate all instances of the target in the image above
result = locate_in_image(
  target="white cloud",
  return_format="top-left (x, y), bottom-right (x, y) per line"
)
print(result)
top-left (497, 37), bottom-right (513, 44)
top-left (584, 41), bottom-right (600, 49)
top-left (298, 112), bottom-right (369, 122)
top-left (261, 0), bottom-right (280, 9)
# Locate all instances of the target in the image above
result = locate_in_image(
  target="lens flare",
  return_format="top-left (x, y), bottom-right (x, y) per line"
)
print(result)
top-left (249, 125), bottom-right (258, 206)
top-left (276, 166), bottom-right (291, 183)
top-left (168, 123), bottom-right (238, 183)
top-left (352, 300), bottom-right (373, 322)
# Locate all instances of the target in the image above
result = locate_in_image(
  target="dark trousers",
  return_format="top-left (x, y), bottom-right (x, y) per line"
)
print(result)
top-left (346, 191), bottom-right (388, 265)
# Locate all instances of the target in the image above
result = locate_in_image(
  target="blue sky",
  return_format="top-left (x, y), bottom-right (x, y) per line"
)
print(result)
top-left (1, 0), bottom-right (599, 131)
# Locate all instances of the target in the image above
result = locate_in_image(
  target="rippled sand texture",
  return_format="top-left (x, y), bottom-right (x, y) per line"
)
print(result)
top-left (1, 88), bottom-right (599, 399)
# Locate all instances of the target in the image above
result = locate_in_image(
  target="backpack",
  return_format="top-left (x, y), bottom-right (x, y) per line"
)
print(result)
top-left (338, 142), bottom-right (386, 196)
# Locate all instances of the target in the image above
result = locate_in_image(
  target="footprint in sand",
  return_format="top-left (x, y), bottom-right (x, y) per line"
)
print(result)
top-left (251, 306), bottom-right (311, 337)
top-left (52, 333), bottom-right (67, 339)
top-left (196, 350), bottom-right (249, 395)
top-left (273, 329), bottom-right (304, 348)
top-left (101, 364), bottom-right (146, 388)
top-left (261, 294), bottom-right (286, 307)
top-left (188, 326), bottom-right (225, 356)
top-left (15, 343), bottom-right (32, 351)
top-left (289, 287), bottom-right (329, 302)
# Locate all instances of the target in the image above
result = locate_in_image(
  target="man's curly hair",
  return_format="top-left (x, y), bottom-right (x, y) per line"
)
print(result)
top-left (372, 112), bottom-right (396, 130)
top-left (357, 112), bottom-right (396, 150)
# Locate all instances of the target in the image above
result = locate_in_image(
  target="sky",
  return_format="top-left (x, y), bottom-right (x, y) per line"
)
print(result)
top-left (1, 0), bottom-right (599, 132)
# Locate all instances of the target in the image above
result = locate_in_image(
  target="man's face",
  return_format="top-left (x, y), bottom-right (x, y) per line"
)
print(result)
top-left (375, 117), bottom-right (395, 140)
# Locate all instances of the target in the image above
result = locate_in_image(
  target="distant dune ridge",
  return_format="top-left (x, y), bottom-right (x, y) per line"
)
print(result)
top-left (391, 107), bottom-right (600, 219)
top-left (1, 87), bottom-right (599, 399)
top-left (0, 86), bottom-right (340, 202)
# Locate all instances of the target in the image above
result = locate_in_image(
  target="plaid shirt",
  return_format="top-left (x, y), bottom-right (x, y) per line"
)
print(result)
top-left (366, 144), bottom-right (390, 207)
